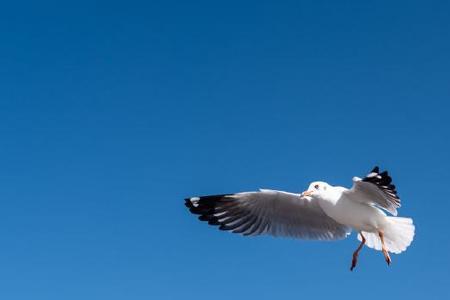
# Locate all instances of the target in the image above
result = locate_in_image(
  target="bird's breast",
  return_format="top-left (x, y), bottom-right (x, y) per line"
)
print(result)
top-left (318, 197), bottom-right (385, 232)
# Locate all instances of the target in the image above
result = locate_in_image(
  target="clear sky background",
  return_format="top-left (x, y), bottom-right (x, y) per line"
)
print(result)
top-left (0, 1), bottom-right (449, 299)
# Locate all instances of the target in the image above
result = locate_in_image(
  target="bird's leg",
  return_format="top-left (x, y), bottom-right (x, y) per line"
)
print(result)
top-left (378, 231), bottom-right (391, 266)
top-left (350, 232), bottom-right (366, 271)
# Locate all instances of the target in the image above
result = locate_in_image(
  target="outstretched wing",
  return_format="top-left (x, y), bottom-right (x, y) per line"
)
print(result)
top-left (344, 166), bottom-right (401, 216)
top-left (185, 189), bottom-right (351, 240)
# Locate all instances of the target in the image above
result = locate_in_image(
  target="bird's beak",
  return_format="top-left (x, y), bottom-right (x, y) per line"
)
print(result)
top-left (301, 190), bottom-right (314, 197)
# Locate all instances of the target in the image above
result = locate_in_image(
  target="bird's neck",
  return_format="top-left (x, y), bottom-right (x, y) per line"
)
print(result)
top-left (321, 187), bottom-right (343, 205)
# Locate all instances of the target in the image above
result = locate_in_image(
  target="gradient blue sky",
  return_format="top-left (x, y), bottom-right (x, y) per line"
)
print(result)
top-left (0, 1), bottom-right (449, 299)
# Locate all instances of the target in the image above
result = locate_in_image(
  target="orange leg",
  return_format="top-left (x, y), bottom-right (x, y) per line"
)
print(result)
top-left (378, 231), bottom-right (392, 266)
top-left (350, 232), bottom-right (366, 271)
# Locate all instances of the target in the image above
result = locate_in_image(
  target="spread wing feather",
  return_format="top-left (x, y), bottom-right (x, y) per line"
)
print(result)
top-left (185, 189), bottom-right (351, 240)
top-left (345, 166), bottom-right (401, 216)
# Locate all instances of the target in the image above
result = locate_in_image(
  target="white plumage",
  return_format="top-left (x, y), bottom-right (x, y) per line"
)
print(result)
top-left (185, 166), bottom-right (415, 270)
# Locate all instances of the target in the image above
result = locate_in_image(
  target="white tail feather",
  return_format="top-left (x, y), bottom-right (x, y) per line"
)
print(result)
top-left (357, 217), bottom-right (415, 254)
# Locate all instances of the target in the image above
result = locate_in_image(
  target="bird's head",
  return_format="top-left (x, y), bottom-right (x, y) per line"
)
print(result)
top-left (301, 181), bottom-right (331, 199)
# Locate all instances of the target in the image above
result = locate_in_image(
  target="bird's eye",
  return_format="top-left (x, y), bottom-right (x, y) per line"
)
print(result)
top-left (314, 184), bottom-right (319, 189)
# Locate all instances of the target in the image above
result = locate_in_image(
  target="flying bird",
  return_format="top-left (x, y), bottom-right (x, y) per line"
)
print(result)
top-left (185, 166), bottom-right (415, 270)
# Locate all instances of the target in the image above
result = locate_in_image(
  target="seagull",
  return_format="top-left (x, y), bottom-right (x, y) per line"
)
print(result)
top-left (185, 166), bottom-right (415, 271)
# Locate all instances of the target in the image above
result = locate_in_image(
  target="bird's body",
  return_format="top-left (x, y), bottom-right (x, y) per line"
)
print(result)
top-left (185, 167), bottom-right (415, 270)
top-left (316, 186), bottom-right (387, 233)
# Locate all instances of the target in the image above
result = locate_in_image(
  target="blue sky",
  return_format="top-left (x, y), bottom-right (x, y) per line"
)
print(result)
top-left (0, 0), bottom-right (449, 299)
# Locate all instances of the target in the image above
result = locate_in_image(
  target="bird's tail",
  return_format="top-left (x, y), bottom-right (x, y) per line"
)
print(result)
top-left (357, 217), bottom-right (415, 254)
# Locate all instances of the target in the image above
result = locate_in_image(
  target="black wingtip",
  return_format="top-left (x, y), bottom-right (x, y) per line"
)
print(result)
top-left (184, 194), bottom-right (234, 215)
top-left (184, 198), bottom-right (193, 208)
top-left (363, 166), bottom-right (400, 202)
top-left (184, 194), bottom-right (240, 232)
